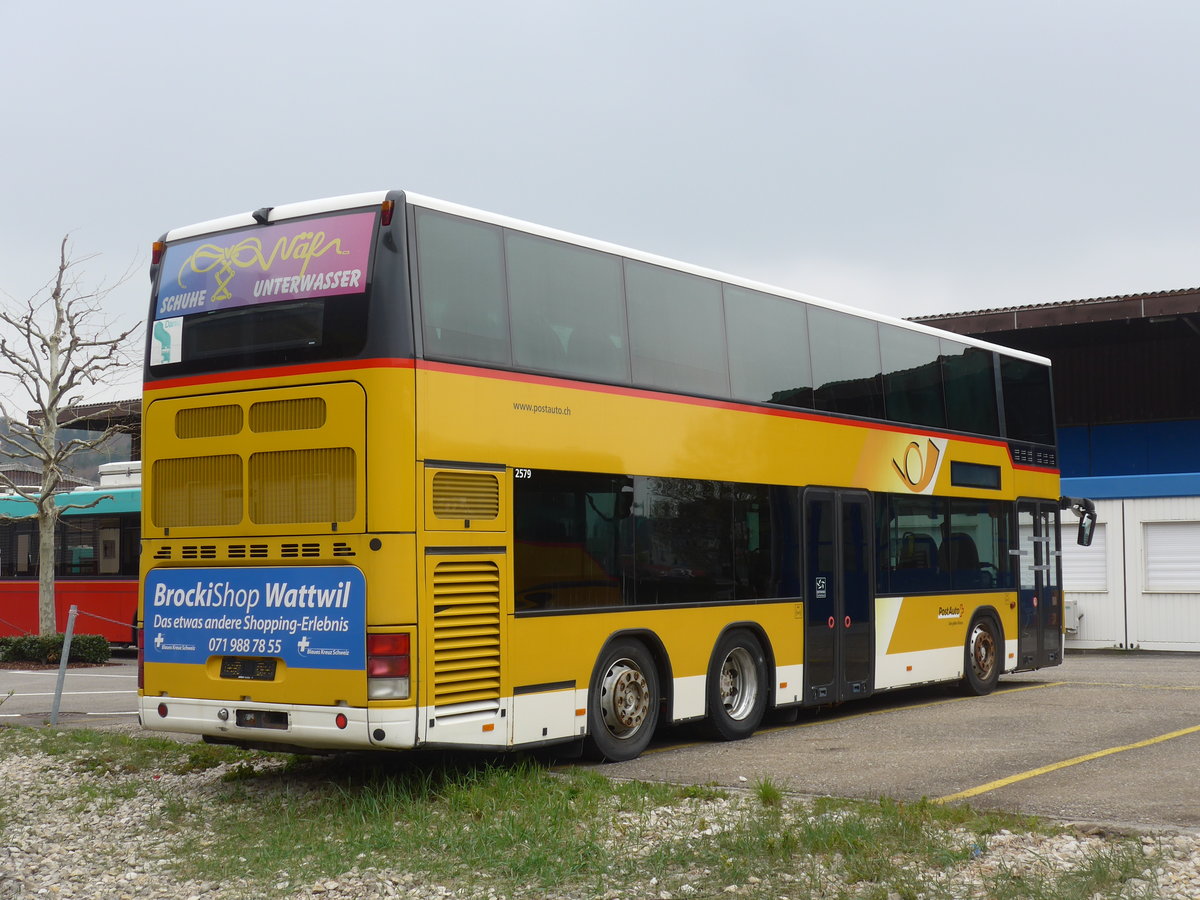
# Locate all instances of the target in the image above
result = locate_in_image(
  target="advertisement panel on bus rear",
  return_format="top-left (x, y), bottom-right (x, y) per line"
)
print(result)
top-left (154, 211), bottom-right (376, 321)
top-left (144, 566), bottom-right (366, 670)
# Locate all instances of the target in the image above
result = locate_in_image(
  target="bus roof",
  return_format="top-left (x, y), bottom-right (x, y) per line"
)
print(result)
top-left (163, 190), bottom-right (1051, 367)
top-left (0, 486), bottom-right (139, 518)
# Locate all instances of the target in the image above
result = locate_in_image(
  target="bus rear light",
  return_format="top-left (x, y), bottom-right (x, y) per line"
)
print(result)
top-left (368, 633), bottom-right (409, 656)
top-left (157, 703), bottom-right (168, 718)
top-left (335, 713), bottom-right (348, 730)
top-left (367, 656), bottom-right (410, 678)
top-left (367, 632), bottom-right (411, 700)
top-left (137, 627), bottom-right (145, 690)
top-left (151, 241), bottom-right (166, 265)
top-left (368, 678), bottom-right (410, 700)
top-left (380, 199), bottom-right (395, 226)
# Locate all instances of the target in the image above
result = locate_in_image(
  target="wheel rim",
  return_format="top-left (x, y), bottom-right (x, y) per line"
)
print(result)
top-left (968, 623), bottom-right (996, 683)
top-left (718, 647), bottom-right (759, 721)
top-left (598, 657), bottom-right (650, 740)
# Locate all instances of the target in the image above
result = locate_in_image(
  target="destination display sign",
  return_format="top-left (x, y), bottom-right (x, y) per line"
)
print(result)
top-left (154, 210), bottom-right (376, 321)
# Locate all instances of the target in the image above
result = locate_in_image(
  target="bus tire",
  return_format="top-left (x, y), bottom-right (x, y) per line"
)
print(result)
top-left (703, 629), bottom-right (767, 741)
top-left (582, 639), bottom-right (661, 762)
top-left (962, 615), bottom-right (1001, 696)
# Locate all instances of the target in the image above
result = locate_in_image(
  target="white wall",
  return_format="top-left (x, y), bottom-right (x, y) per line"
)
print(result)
top-left (1062, 496), bottom-right (1200, 651)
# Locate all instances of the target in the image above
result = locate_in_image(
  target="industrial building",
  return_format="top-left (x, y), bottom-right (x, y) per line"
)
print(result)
top-left (914, 288), bottom-right (1200, 651)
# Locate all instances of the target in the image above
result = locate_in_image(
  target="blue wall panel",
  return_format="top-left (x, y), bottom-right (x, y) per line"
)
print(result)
top-left (1058, 420), bottom-right (1200, 478)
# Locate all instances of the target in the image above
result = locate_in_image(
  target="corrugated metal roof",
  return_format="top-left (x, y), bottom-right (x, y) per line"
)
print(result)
top-left (910, 287), bottom-right (1200, 331)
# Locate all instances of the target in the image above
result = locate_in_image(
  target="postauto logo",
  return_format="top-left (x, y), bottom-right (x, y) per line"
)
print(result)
top-left (891, 437), bottom-right (948, 495)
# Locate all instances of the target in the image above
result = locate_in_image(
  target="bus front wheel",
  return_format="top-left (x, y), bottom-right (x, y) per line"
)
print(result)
top-left (962, 616), bottom-right (1001, 696)
top-left (703, 629), bottom-right (767, 741)
top-left (582, 639), bottom-right (661, 762)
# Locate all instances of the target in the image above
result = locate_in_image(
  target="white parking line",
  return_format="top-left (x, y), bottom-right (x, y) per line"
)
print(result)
top-left (6, 671), bottom-right (136, 679)
top-left (14, 690), bottom-right (137, 698)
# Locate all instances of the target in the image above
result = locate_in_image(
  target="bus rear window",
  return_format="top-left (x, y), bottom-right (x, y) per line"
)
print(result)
top-left (184, 301), bottom-right (323, 361)
top-left (150, 296), bottom-right (368, 374)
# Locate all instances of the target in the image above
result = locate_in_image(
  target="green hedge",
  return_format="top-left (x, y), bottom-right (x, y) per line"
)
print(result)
top-left (0, 634), bottom-right (111, 665)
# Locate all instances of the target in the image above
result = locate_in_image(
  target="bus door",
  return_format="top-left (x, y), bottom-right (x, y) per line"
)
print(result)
top-left (803, 489), bottom-right (873, 704)
top-left (1016, 500), bottom-right (1062, 669)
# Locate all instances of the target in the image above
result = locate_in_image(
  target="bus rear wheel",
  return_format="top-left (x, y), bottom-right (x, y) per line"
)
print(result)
top-left (583, 639), bottom-right (660, 762)
top-left (962, 615), bottom-right (1001, 695)
top-left (703, 629), bottom-right (767, 741)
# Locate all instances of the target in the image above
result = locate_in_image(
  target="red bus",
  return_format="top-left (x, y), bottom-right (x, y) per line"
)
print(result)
top-left (0, 465), bottom-right (140, 644)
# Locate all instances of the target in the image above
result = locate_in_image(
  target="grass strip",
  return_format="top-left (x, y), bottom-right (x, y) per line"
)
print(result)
top-left (0, 727), bottom-right (1164, 899)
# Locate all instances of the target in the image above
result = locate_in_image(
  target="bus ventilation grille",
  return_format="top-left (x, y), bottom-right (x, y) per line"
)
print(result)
top-left (180, 545), bottom-right (218, 560)
top-left (249, 397), bottom-right (327, 433)
top-left (228, 545), bottom-right (271, 559)
top-left (431, 559), bottom-right (502, 722)
top-left (281, 543), bottom-right (322, 558)
top-left (175, 404), bottom-right (243, 439)
top-left (431, 472), bottom-right (500, 521)
top-left (148, 541), bottom-right (356, 562)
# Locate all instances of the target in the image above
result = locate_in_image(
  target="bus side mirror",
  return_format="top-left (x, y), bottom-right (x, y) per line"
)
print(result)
top-left (1059, 495), bottom-right (1097, 547)
top-left (1077, 510), bottom-right (1097, 547)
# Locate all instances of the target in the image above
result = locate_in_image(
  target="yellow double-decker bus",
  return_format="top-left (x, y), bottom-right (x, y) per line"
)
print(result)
top-left (138, 191), bottom-right (1094, 760)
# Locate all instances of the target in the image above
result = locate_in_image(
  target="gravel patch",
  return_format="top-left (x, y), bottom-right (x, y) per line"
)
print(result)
top-left (2, 737), bottom-right (1198, 899)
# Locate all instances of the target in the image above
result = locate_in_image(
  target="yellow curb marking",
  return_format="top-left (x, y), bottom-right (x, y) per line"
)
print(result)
top-left (935, 723), bottom-right (1200, 804)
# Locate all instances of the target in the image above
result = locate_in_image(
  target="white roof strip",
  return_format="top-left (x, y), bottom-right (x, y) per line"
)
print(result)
top-left (163, 189), bottom-right (1050, 366)
top-left (164, 191), bottom-right (388, 242)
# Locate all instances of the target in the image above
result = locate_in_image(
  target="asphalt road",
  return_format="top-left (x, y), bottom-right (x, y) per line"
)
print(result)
top-left (0, 654), bottom-right (139, 729)
top-left (590, 651), bottom-right (1200, 831)
top-left (2, 651), bottom-right (1197, 830)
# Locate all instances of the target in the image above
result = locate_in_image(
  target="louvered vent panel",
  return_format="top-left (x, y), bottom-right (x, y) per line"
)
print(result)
top-left (180, 546), bottom-right (218, 560)
top-left (152, 540), bottom-right (355, 564)
top-left (175, 405), bottom-right (243, 439)
top-left (152, 455), bottom-right (242, 527)
top-left (281, 543), bottom-right (322, 558)
top-left (248, 448), bottom-right (355, 524)
top-left (431, 560), bottom-right (502, 711)
top-left (249, 397), bottom-right (327, 433)
top-left (431, 472), bottom-right (500, 520)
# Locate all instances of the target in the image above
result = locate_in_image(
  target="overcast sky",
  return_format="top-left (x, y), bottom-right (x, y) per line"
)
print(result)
top-left (3, 2), bottom-right (1198, 399)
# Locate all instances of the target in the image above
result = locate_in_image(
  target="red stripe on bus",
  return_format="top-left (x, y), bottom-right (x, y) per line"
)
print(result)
top-left (145, 355), bottom-right (1050, 459)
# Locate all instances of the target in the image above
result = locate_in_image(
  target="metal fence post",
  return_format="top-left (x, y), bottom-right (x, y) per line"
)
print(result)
top-left (49, 605), bottom-right (78, 727)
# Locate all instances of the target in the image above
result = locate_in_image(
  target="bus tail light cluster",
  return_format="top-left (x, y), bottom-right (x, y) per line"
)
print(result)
top-left (137, 626), bottom-right (145, 689)
top-left (367, 633), bottom-right (410, 700)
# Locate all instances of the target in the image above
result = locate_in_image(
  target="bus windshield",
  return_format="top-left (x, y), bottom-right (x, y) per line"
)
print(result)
top-left (148, 209), bottom-right (378, 376)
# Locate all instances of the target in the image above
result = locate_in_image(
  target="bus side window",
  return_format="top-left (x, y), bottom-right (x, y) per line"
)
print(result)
top-left (100, 526), bottom-right (120, 575)
top-left (15, 533), bottom-right (32, 576)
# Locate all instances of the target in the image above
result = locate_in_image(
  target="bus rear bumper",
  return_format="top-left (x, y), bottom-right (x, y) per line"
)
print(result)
top-left (138, 697), bottom-right (417, 751)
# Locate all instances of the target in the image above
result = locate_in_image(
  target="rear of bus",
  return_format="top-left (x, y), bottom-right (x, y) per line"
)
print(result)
top-left (139, 192), bottom-right (416, 750)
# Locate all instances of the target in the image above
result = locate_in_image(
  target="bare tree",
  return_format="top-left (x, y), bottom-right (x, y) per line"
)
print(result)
top-left (0, 236), bottom-right (140, 636)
